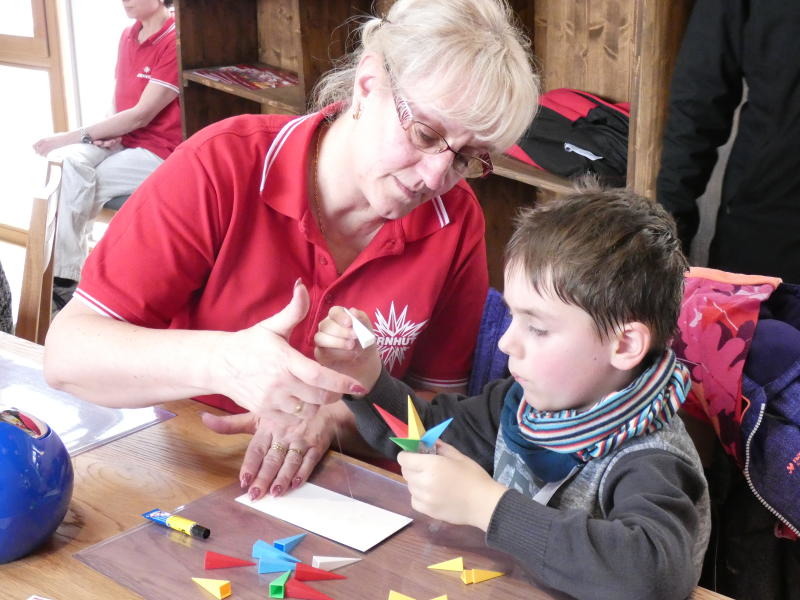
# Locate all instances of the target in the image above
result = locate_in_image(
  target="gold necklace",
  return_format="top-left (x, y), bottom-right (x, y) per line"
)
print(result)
top-left (312, 124), bottom-right (326, 236)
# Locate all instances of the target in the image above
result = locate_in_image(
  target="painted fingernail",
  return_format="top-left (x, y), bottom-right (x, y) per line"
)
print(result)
top-left (294, 277), bottom-right (303, 289)
top-left (241, 473), bottom-right (252, 488)
top-left (271, 485), bottom-right (282, 496)
top-left (292, 477), bottom-right (302, 489)
top-left (350, 384), bottom-right (368, 395)
top-left (249, 487), bottom-right (261, 501)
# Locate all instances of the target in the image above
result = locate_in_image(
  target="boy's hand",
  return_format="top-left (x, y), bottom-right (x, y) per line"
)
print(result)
top-left (314, 306), bottom-right (382, 393)
top-left (397, 442), bottom-right (508, 531)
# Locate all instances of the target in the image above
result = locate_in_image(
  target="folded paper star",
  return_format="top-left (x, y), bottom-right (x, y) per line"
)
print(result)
top-left (374, 397), bottom-right (452, 453)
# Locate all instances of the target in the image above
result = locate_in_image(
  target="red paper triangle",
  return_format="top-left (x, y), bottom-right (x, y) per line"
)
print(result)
top-left (294, 562), bottom-right (347, 581)
top-left (204, 551), bottom-right (256, 569)
top-left (373, 404), bottom-right (408, 438)
top-left (285, 578), bottom-right (335, 600)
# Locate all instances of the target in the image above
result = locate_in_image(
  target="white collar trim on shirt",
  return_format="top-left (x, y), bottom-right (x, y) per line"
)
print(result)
top-left (259, 113), bottom-right (314, 193)
top-left (150, 22), bottom-right (175, 46)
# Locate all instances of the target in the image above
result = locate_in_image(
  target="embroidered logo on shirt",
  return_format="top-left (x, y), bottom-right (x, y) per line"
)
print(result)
top-left (373, 302), bottom-right (427, 370)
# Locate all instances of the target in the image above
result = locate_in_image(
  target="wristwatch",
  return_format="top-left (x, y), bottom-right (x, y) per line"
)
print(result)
top-left (80, 128), bottom-right (93, 144)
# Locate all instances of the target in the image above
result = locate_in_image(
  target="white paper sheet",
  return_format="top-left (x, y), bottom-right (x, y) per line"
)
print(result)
top-left (0, 352), bottom-right (173, 456)
top-left (235, 482), bottom-right (412, 552)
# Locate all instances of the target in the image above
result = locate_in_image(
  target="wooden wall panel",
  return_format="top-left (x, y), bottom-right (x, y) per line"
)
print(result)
top-left (258, 0), bottom-right (301, 77)
top-left (470, 176), bottom-right (540, 291)
top-left (176, 0), bottom-right (258, 68)
top-left (182, 83), bottom-right (261, 138)
top-left (296, 1), bottom-right (371, 101)
top-left (628, 0), bottom-right (692, 198)
top-left (533, 0), bottom-right (634, 103)
top-left (585, 0), bottom-right (633, 100)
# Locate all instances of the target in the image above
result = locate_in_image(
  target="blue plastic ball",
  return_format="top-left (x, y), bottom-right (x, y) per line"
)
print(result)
top-left (0, 410), bottom-right (74, 563)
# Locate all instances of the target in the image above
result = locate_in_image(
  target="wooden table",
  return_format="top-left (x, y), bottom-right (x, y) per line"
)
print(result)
top-left (0, 333), bottom-right (730, 599)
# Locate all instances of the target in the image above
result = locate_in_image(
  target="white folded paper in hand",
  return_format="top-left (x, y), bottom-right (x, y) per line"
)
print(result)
top-left (344, 308), bottom-right (376, 348)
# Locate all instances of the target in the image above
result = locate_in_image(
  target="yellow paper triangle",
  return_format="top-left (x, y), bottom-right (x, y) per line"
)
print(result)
top-left (388, 591), bottom-right (416, 600)
top-left (192, 577), bottom-right (232, 599)
top-left (460, 570), bottom-right (474, 584)
top-left (407, 396), bottom-right (425, 440)
top-left (427, 557), bottom-right (463, 571)
top-left (471, 568), bottom-right (505, 583)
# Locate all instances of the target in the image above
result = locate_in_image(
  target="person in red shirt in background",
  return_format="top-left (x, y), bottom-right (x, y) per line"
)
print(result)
top-left (43, 0), bottom-right (539, 503)
top-left (33, 0), bottom-right (180, 309)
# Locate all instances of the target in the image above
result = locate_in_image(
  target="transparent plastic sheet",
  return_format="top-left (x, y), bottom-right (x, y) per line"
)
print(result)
top-left (75, 453), bottom-right (551, 599)
top-left (0, 354), bottom-right (173, 456)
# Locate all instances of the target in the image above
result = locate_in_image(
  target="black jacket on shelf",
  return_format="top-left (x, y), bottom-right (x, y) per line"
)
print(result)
top-left (656, 0), bottom-right (800, 283)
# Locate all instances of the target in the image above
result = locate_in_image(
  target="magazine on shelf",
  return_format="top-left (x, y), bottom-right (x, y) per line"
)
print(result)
top-left (193, 63), bottom-right (299, 90)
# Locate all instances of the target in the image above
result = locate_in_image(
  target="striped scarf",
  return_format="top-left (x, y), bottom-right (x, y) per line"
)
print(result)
top-left (514, 350), bottom-right (690, 462)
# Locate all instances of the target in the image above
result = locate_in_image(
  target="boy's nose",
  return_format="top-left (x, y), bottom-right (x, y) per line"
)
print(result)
top-left (497, 327), bottom-right (515, 357)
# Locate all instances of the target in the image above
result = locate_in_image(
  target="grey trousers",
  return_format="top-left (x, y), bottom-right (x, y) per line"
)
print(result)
top-left (48, 143), bottom-right (162, 281)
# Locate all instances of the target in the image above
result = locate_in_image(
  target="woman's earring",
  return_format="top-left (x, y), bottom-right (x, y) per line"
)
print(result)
top-left (352, 103), bottom-right (361, 120)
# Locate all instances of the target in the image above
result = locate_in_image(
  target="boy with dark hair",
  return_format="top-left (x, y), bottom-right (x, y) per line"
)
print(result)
top-left (315, 186), bottom-right (710, 599)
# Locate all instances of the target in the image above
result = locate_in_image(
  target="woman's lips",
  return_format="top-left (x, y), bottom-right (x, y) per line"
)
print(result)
top-left (394, 176), bottom-right (431, 204)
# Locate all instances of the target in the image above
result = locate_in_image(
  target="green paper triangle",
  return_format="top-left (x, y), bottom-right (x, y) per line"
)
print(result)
top-left (390, 437), bottom-right (421, 452)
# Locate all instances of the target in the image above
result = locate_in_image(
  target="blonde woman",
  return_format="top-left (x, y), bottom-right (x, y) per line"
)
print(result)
top-left (45, 0), bottom-right (539, 500)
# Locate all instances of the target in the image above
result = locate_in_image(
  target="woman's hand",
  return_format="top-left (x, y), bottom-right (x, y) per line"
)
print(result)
top-left (202, 408), bottom-right (339, 499)
top-left (33, 133), bottom-right (73, 157)
top-left (397, 441), bottom-right (508, 531)
top-left (93, 137), bottom-right (123, 150)
top-left (210, 281), bottom-right (367, 421)
top-left (314, 306), bottom-right (382, 393)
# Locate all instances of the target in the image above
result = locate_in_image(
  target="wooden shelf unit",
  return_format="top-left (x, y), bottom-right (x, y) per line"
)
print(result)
top-left (474, 0), bottom-right (693, 287)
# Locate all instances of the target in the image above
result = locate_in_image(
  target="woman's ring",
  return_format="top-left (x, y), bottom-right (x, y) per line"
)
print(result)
top-left (287, 448), bottom-right (304, 457)
top-left (270, 442), bottom-right (288, 454)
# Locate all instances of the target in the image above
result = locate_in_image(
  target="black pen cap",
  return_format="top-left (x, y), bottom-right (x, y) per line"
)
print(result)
top-left (190, 523), bottom-right (211, 539)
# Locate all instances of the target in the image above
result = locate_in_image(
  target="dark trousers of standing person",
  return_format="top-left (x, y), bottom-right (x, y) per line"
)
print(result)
top-left (700, 447), bottom-right (800, 600)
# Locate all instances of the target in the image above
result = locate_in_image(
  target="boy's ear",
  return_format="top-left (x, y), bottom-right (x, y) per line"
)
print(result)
top-left (609, 321), bottom-right (651, 371)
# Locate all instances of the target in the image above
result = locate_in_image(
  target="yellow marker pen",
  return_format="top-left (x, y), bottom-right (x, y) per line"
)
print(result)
top-left (142, 509), bottom-right (210, 539)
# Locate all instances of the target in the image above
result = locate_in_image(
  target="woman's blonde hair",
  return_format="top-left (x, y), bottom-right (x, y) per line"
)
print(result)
top-left (312, 0), bottom-right (539, 152)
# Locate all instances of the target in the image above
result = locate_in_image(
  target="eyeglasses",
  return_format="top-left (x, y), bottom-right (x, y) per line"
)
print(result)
top-left (387, 75), bottom-right (492, 179)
